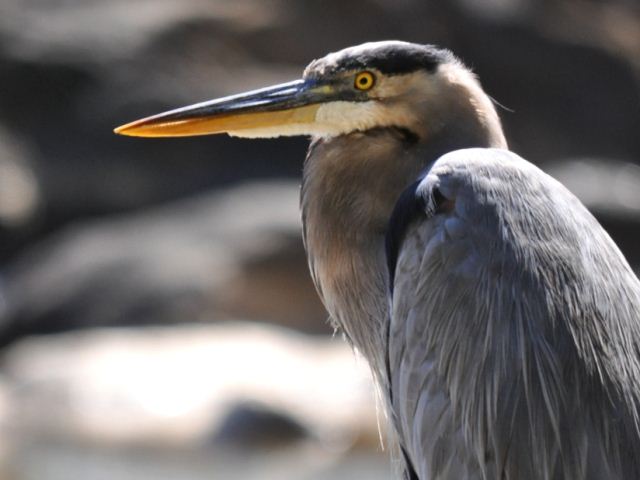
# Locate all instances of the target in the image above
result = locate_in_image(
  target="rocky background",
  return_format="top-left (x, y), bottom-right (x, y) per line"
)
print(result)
top-left (0, 0), bottom-right (638, 478)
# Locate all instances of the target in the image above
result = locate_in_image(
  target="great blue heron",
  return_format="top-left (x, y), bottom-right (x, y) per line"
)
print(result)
top-left (116, 41), bottom-right (640, 479)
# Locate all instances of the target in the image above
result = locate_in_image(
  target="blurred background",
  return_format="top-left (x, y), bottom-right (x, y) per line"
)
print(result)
top-left (0, 0), bottom-right (638, 478)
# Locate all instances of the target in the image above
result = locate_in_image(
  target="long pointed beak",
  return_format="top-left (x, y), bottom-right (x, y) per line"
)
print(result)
top-left (114, 79), bottom-right (337, 138)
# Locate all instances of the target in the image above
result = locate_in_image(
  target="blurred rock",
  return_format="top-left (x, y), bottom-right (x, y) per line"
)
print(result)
top-left (0, 322), bottom-right (379, 450)
top-left (0, 0), bottom-right (280, 65)
top-left (2, 440), bottom-right (392, 480)
top-left (1, 181), bottom-right (328, 346)
top-left (545, 158), bottom-right (640, 268)
top-left (0, 129), bottom-right (39, 231)
top-left (547, 158), bottom-right (640, 221)
top-left (212, 402), bottom-right (310, 448)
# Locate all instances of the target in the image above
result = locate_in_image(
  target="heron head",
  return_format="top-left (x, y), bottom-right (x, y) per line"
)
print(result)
top-left (115, 41), bottom-right (505, 146)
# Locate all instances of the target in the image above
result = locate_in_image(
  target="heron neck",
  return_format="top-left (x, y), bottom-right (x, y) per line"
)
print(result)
top-left (300, 125), bottom-right (503, 381)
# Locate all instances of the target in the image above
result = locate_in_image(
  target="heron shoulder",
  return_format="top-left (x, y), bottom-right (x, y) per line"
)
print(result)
top-left (386, 148), bottom-right (609, 285)
top-left (387, 147), bottom-right (640, 479)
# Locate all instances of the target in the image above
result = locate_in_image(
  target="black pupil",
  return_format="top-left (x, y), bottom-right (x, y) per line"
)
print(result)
top-left (360, 77), bottom-right (368, 85)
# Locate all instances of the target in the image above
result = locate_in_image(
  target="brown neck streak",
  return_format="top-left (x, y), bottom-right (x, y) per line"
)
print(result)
top-left (302, 129), bottom-right (421, 380)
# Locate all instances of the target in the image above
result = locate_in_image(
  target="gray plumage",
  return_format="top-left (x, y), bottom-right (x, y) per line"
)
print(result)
top-left (390, 148), bottom-right (640, 479)
top-left (116, 40), bottom-right (640, 479)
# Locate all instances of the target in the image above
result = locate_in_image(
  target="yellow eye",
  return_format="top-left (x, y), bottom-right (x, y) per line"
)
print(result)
top-left (354, 71), bottom-right (375, 91)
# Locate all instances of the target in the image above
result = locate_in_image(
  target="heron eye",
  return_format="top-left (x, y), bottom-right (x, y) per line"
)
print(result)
top-left (354, 71), bottom-right (375, 91)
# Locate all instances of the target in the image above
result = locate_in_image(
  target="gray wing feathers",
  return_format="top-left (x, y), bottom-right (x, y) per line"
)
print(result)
top-left (388, 149), bottom-right (640, 480)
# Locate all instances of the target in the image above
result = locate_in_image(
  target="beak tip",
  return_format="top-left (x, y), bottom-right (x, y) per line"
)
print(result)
top-left (112, 78), bottom-right (320, 139)
top-left (113, 122), bottom-right (145, 137)
top-left (113, 121), bottom-right (132, 135)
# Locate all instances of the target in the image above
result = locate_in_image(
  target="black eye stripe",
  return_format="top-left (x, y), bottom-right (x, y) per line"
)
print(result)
top-left (315, 44), bottom-right (455, 76)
